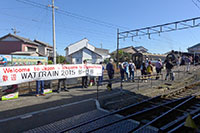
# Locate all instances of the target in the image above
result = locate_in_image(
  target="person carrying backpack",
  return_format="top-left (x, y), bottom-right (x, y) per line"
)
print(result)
top-left (155, 58), bottom-right (163, 79)
top-left (123, 61), bottom-right (129, 81)
top-left (147, 61), bottom-right (153, 75)
top-left (165, 59), bottom-right (174, 81)
top-left (129, 60), bottom-right (136, 82)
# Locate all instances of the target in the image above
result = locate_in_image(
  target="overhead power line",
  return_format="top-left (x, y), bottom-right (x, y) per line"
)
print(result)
top-left (16, 0), bottom-right (130, 30)
top-left (0, 8), bottom-right (116, 43)
top-left (192, 0), bottom-right (200, 10)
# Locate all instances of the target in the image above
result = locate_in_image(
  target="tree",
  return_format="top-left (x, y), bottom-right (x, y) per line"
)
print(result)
top-left (56, 55), bottom-right (67, 64)
top-left (48, 60), bottom-right (53, 64)
top-left (111, 50), bottom-right (132, 62)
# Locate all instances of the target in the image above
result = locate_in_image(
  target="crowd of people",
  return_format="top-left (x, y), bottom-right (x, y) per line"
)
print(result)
top-left (36, 55), bottom-right (196, 95)
top-left (1, 53), bottom-right (197, 97)
top-left (119, 60), bottom-right (136, 82)
top-left (118, 58), bottom-right (163, 83)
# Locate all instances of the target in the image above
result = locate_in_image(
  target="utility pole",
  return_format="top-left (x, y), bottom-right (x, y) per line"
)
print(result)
top-left (48, 0), bottom-right (58, 64)
top-left (117, 28), bottom-right (119, 69)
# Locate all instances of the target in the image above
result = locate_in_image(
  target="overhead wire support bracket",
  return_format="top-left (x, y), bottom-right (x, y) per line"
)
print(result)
top-left (179, 22), bottom-right (193, 28)
top-left (118, 16), bottom-right (200, 40)
top-left (116, 16), bottom-right (200, 67)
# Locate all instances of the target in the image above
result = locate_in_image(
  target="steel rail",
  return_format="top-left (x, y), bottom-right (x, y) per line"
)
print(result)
top-left (58, 96), bottom-right (160, 133)
top-left (133, 96), bottom-right (195, 132)
top-left (83, 96), bottom-right (189, 133)
top-left (168, 113), bottom-right (200, 133)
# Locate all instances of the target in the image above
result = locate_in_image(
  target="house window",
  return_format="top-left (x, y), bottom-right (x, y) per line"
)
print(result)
top-left (27, 47), bottom-right (36, 52)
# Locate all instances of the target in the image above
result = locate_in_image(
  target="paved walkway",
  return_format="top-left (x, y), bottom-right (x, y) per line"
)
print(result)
top-left (0, 65), bottom-right (199, 132)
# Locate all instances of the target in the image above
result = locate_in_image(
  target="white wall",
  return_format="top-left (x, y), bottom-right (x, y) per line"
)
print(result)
top-left (71, 50), bottom-right (83, 64)
top-left (67, 39), bottom-right (95, 55)
top-left (87, 43), bottom-right (95, 51)
top-left (82, 48), bottom-right (92, 60)
top-left (69, 48), bottom-right (102, 64)
top-left (65, 39), bottom-right (105, 64)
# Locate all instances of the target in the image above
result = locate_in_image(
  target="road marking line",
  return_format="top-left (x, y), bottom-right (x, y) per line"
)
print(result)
top-left (20, 115), bottom-right (33, 119)
top-left (95, 99), bottom-right (109, 113)
top-left (0, 98), bottom-right (94, 123)
top-left (0, 89), bottom-right (123, 123)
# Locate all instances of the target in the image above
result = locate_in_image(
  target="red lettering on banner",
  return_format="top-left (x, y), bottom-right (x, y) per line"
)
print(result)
top-left (62, 66), bottom-right (78, 69)
top-left (34, 67), bottom-right (40, 71)
top-left (87, 65), bottom-right (101, 69)
top-left (42, 66), bottom-right (55, 71)
top-left (2, 75), bottom-right (8, 82)
top-left (11, 74), bottom-right (16, 81)
top-left (3, 68), bottom-right (12, 73)
top-left (0, 64), bottom-right (102, 86)
top-left (3, 68), bottom-right (30, 73)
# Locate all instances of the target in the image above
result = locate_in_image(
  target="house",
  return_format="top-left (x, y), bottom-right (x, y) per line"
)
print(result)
top-left (68, 47), bottom-right (102, 64)
top-left (187, 43), bottom-right (200, 53)
top-left (65, 38), bottom-right (110, 64)
top-left (0, 33), bottom-right (53, 58)
top-left (34, 40), bottom-right (53, 58)
top-left (0, 33), bottom-right (39, 55)
top-left (112, 46), bottom-right (138, 54)
top-left (95, 48), bottom-right (110, 60)
top-left (142, 53), bottom-right (166, 62)
top-left (135, 46), bottom-right (148, 53)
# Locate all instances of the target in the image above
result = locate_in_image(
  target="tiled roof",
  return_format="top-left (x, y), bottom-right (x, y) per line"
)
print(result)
top-left (111, 46), bottom-right (138, 53)
top-left (34, 39), bottom-right (53, 48)
top-left (65, 38), bottom-right (89, 50)
top-left (69, 47), bottom-right (102, 57)
top-left (188, 43), bottom-right (200, 50)
top-left (0, 33), bottom-right (39, 46)
top-left (95, 47), bottom-right (109, 54)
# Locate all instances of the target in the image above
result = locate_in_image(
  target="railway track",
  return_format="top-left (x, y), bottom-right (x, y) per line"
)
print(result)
top-left (59, 81), bottom-right (200, 133)
top-left (133, 96), bottom-right (200, 132)
top-left (162, 81), bottom-right (200, 99)
top-left (168, 113), bottom-right (200, 132)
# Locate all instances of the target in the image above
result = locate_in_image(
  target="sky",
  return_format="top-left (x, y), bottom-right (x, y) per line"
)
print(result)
top-left (1, 0), bottom-right (200, 55)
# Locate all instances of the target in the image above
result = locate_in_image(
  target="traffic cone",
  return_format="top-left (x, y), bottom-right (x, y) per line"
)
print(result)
top-left (184, 114), bottom-right (198, 129)
top-left (106, 85), bottom-right (111, 91)
top-left (89, 79), bottom-right (94, 86)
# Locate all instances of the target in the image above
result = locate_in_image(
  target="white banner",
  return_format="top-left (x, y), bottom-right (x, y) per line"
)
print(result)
top-left (0, 64), bottom-right (102, 86)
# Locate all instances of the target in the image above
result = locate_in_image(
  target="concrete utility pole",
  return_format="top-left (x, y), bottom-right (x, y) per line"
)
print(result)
top-left (117, 28), bottom-right (119, 69)
top-left (48, 0), bottom-right (58, 64)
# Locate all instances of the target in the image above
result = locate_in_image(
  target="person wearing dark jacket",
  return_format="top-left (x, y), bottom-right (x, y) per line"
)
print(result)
top-left (165, 60), bottom-right (174, 81)
top-left (57, 60), bottom-right (69, 93)
top-left (106, 59), bottom-right (114, 90)
top-left (82, 60), bottom-right (88, 88)
top-left (119, 62), bottom-right (124, 81)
